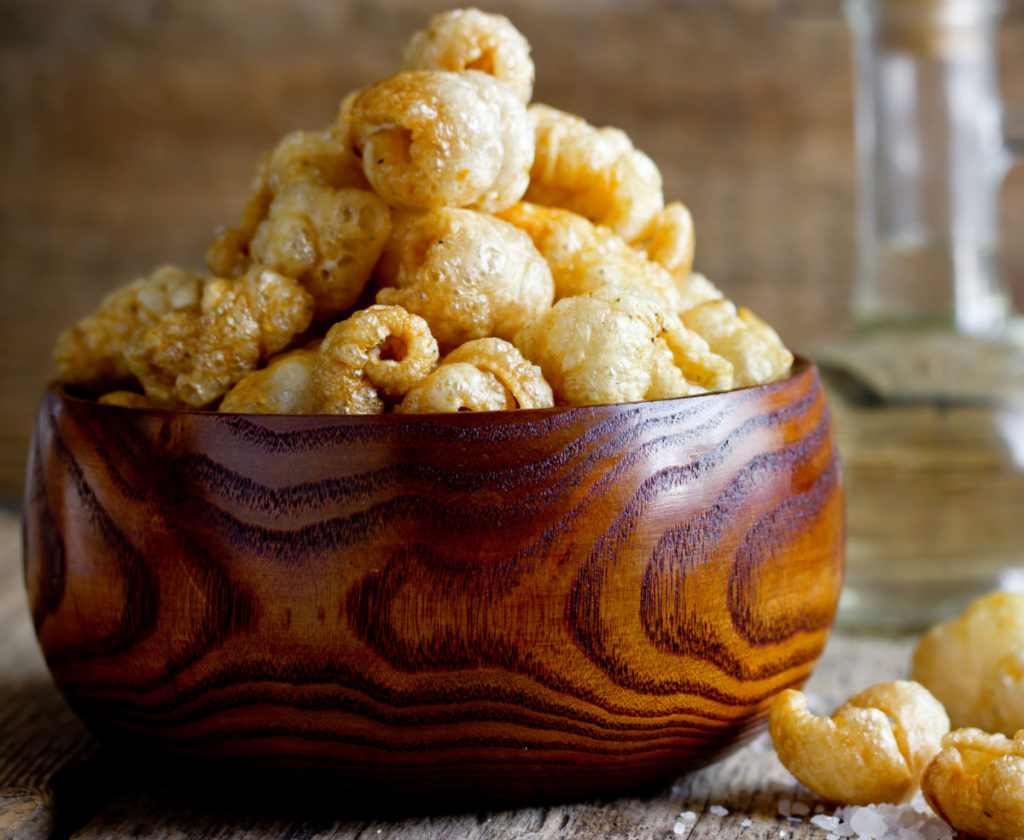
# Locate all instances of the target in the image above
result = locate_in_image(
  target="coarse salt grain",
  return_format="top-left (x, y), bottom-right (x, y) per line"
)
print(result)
top-left (709, 805), bottom-right (729, 816)
top-left (778, 798), bottom-right (792, 817)
top-left (679, 810), bottom-right (697, 821)
top-left (741, 818), bottom-right (752, 828)
top-left (849, 806), bottom-right (889, 839)
top-left (672, 821), bottom-right (687, 835)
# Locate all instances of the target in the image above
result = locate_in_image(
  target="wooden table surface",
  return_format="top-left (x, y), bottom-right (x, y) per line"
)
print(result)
top-left (0, 506), bottom-right (939, 840)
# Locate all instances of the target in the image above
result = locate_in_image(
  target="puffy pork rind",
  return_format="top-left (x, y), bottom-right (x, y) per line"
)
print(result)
top-left (443, 337), bottom-right (552, 409)
top-left (219, 347), bottom-right (319, 415)
top-left (124, 266), bottom-right (314, 409)
top-left (54, 265), bottom-right (204, 391)
top-left (769, 682), bottom-right (950, 806)
top-left (644, 201), bottom-right (695, 282)
top-left (498, 201), bottom-right (683, 311)
top-left (249, 181), bottom-right (391, 320)
top-left (922, 728), bottom-right (1024, 840)
top-left (514, 285), bottom-right (733, 406)
top-left (206, 125), bottom-right (368, 279)
top-left (681, 300), bottom-right (793, 388)
top-left (313, 304), bottom-right (439, 414)
top-left (912, 591), bottom-right (1024, 737)
top-left (349, 70), bottom-right (533, 213)
top-left (402, 8), bottom-right (534, 104)
top-left (375, 207), bottom-right (553, 353)
top-left (524, 103), bottom-right (663, 244)
top-left (397, 362), bottom-right (516, 414)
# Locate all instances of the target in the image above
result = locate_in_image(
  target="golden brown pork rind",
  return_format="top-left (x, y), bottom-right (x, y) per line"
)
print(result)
top-left (54, 265), bottom-right (204, 392)
top-left (439, 337), bottom-right (552, 409)
top-left (913, 592), bottom-right (1024, 737)
top-left (514, 285), bottom-right (732, 406)
top-left (313, 304), bottom-right (439, 414)
top-left (219, 346), bottom-right (319, 415)
top-left (769, 682), bottom-right (950, 805)
top-left (922, 728), bottom-right (1024, 840)
top-left (349, 70), bottom-right (532, 213)
top-left (525, 103), bottom-right (663, 244)
top-left (124, 266), bottom-right (313, 408)
top-left (402, 8), bottom-right (534, 104)
top-left (396, 362), bottom-right (516, 414)
top-left (375, 207), bottom-right (553, 353)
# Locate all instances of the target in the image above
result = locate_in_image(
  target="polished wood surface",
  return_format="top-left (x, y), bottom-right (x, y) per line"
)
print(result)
top-left (1, 504), bottom-right (909, 839)
top-left (4, 0), bottom-right (1023, 501)
top-left (23, 360), bottom-right (842, 806)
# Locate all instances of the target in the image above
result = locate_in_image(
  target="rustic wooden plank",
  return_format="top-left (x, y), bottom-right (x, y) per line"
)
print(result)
top-left (0, 508), bottom-right (104, 840)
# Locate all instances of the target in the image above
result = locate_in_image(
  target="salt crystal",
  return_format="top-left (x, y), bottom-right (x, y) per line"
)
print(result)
top-left (680, 810), bottom-right (697, 821)
top-left (778, 798), bottom-right (792, 817)
top-left (849, 806), bottom-right (889, 839)
top-left (673, 821), bottom-right (686, 835)
top-left (709, 805), bottom-right (729, 816)
top-left (792, 801), bottom-right (811, 816)
top-left (811, 814), bottom-right (839, 831)
top-left (741, 818), bottom-right (752, 828)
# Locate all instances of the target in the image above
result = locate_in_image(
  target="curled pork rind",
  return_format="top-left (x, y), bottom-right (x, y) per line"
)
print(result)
top-left (922, 728), bottom-right (1024, 840)
top-left (249, 181), bottom-right (391, 320)
top-left (769, 681), bottom-right (950, 806)
top-left (349, 70), bottom-right (533, 213)
top-left (54, 265), bottom-right (204, 391)
top-left (446, 337), bottom-right (552, 409)
top-left (498, 201), bottom-right (683, 311)
top-left (514, 285), bottom-right (733, 406)
top-left (375, 207), bottom-right (554, 352)
top-left (681, 300), bottom-right (794, 388)
top-left (219, 346), bottom-right (319, 415)
top-left (402, 8), bottom-right (534, 104)
top-left (912, 591), bottom-right (1024, 736)
top-left (124, 266), bottom-right (314, 408)
top-left (314, 304), bottom-right (439, 414)
top-left (645, 202), bottom-right (695, 282)
top-left (206, 126), bottom-right (368, 279)
top-left (525, 103), bottom-right (663, 244)
top-left (397, 362), bottom-right (516, 414)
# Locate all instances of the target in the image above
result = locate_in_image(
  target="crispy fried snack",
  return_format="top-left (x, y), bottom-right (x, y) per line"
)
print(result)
top-left (219, 346), bottom-right (319, 414)
top-left (206, 125), bottom-right (368, 278)
top-left (397, 362), bottom-right (516, 414)
top-left (769, 682), bottom-right (950, 806)
top-left (514, 285), bottom-right (732, 406)
top-left (681, 300), bottom-right (794, 388)
top-left (97, 391), bottom-right (155, 409)
top-left (524, 103), bottom-right (663, 244)
top-left (349, 70), bottom-right (532, 213)
top-left (922, 728), bottom-right (1024, 840)
top-left (124, 266), bottom-right (314, 408)
top-left (375, 207), bottom-right (553, 352)
top-left (644, 201), bottom-right (695, 283)
top-left (498, 201), bottom-right (683, 310)
top-left (912, 592), bottom-right (1024, 737)
top-left (249, 181), bottom-right (391, 320)
top-left (313, 304), bottom-right (439, 414)
top-left (441, 337), bottom-right (552, 409)
top-left (53, 265), bottom-right (204, 391)
top-left (402, 8), bottom-right (534, 104)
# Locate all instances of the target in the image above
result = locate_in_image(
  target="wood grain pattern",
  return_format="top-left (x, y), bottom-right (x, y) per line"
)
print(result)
top-left (22, 360), bottom-right (843, 807)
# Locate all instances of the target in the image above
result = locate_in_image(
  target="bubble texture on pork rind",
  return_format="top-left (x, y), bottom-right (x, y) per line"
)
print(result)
top-left (443, 337), bottom-right (552, 409)
top-left (397, 361), bottom-right (515, 414)
top-left (525, 103), bottom-right (663, 244)
top-left (375, 207), bottom-right (553, 353)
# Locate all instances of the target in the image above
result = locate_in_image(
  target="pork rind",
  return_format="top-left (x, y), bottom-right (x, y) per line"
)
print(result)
top-left (206, 126), bottom-right (368, 279)
top-left (498, 201), bottom-right (683, 311)
top-left (53, 265), bottom-right (204, 391)
top-left (514, 285), bottom-right (733, 406)
top-left (249, 181), bottom-right (391, 320)
top-left (219, 346), bottom-right (319, 414)
top-left (645, 201), bottom-right (695, 282)
top-left (912, 591), bottom-right (1024, 737)
top-left (375, 207), bottom-right (553, 352)
top-left (769, 681), bottom-right (950, 806)
top-left (314, 304), bottom-right (439, 414)
top-left (525, 103), bottom-right (663, 244)
top-left (921, 728), bottom-right (1024, 840)
top-left (349, 70), bottom-right (533, 213)
top-left (397, 362), bottom-right (516, 414)
top-left (681, 300), bottom-right (794, 388)
top-left (97, 390), bottom-right (155, 409)
top-left (402, 8), bottom-right (534, 104)
top-left (124, 266), bottom-right (314, 408)
top-left (444, 337), bottom-right (552, 409)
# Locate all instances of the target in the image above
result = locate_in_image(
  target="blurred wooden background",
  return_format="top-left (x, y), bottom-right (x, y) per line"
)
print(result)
top-left (2, 0), bottom-right (1023, 502)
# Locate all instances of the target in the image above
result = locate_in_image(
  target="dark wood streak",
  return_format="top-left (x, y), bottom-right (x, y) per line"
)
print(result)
top-left (23, 360), bottom-right (844, 804)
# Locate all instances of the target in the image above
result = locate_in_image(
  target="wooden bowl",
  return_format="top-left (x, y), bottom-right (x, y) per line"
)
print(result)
top-left (23, 358), bottom-right (843, 806)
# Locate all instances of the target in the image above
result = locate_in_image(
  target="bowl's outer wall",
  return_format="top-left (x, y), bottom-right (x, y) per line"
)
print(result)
top-left (23, 361), bottom-right (843, 803)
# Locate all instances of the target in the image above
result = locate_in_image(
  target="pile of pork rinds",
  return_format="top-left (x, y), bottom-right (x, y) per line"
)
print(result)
top-left (771, 592), bottom-right (1024, 840)
top-left (53, 7), bottom-right (793, 415)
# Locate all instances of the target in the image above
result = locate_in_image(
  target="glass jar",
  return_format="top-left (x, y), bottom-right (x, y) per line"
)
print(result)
top-left (819, 0), bottom-right (1024, 631)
